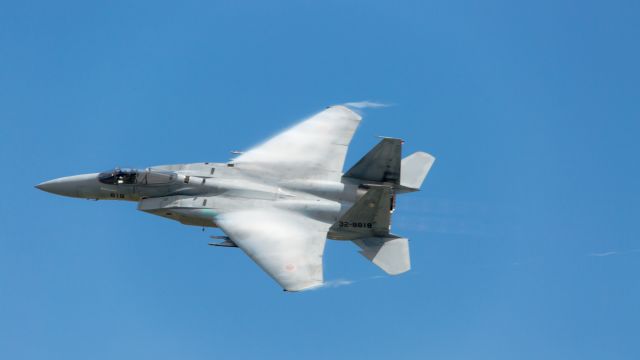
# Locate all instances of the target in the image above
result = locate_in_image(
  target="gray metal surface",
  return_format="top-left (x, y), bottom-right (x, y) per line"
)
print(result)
top-left (344, 137), bottom-right (402, 184)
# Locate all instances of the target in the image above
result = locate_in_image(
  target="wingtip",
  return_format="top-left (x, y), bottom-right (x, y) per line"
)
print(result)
top-left (326, 104), bottom-right (362, 121)
top-left (282, 281), bottom-right (324, 292)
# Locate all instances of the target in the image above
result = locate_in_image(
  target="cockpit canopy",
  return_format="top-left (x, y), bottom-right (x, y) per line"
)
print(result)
top-left (98, 168), bottom-right (176, 185)
top-left (98, 168), bottom-right (138, 185)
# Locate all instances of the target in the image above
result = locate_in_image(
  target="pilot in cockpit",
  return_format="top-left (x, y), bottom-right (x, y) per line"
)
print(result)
top-left (98, 168), bottom-right (138, 185)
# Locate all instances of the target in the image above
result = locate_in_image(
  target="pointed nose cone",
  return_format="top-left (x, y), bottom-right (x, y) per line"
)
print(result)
top-left (35, 179), bottom-right (70, 195)
top-left (36, 174), bottom-right (100, 198)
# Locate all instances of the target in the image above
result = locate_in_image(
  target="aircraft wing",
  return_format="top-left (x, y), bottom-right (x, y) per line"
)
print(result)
top-left (234, 105), bottom-right (361, 181)
top-left (215, 209), bottom-right (330, 291)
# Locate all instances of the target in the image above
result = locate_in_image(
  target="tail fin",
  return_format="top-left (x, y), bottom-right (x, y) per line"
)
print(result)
top-left (400, 152), bottom-right (435, 190)
top-left (344, 138), bottom-right (402, 184)
top-left (353, 236), bottom-right (410, 275)
top-left (329, 185), bottom-right (392, 240)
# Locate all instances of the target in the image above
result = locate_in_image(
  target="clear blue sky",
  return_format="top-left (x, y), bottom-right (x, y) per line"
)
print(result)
top-left (1, 1), bottom-right (639, 359)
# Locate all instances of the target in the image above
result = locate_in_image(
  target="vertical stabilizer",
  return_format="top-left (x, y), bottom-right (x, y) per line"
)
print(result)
top-left (344, 138), bottom-right (402, 184)
top-left (329, 185), bottom-right (392, 240)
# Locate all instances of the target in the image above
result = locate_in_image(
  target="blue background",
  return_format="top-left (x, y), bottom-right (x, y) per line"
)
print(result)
top-left (1, 1), bottom-right (639, 359)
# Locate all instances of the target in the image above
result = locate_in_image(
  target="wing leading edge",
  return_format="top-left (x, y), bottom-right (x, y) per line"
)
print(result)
top-left (234, 106), bottom-right (361, 181)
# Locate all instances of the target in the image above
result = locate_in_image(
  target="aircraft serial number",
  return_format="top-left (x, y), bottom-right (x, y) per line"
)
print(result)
top-left (338, 221), bottom-right (373, 229)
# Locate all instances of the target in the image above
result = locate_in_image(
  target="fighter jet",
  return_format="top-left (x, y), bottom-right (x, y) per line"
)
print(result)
top-left (36, 106), bottom-right (435, 291)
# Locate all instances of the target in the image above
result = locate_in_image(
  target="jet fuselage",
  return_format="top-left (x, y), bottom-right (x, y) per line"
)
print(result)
top-left (37, 162), bottom-right (367, 235)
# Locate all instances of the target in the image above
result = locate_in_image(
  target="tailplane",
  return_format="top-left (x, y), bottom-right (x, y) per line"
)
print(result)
top-left (400, 152), bottom-right (435, 190)
top-left (353, 236), bottom-right (410, 275)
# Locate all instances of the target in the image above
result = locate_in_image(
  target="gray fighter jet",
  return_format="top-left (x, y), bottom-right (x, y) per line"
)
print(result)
top-left (36, 106), bottom-right (435, 291)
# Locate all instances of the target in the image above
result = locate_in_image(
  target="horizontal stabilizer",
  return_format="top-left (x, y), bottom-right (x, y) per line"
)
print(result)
top-left (352, 236), bottom-right (410, 275)
top-left (344, 138), bottom-right (402, 184)
top-left (400, 152), bottom-right (435, 190)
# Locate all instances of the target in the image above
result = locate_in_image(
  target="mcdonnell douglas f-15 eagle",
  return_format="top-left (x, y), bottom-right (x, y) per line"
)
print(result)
top-left (36, 106), bottom-right (435, 291)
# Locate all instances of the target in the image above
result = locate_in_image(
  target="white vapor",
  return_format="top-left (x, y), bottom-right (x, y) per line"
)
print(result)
top-left (587, 248), bottom-right (640, 258)
top-left (320, 279), bottom-right (355, 288)
top-left (307, 279), bottom-right (355, 291)
top-left (589, 251), bottom-right (618, 257)
top-left (310, 275), bottom-right (394, 291)
top-left (343, 101), bottom-right (391, 109)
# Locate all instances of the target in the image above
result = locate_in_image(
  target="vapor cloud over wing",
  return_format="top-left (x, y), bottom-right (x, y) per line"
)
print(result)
top-left (344, 101), bottom-right (391, 109)
top-left (309, 279), bottom-right (355, 291)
